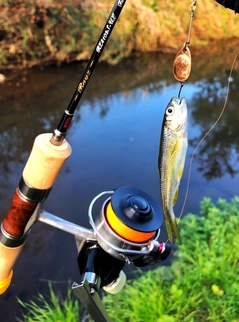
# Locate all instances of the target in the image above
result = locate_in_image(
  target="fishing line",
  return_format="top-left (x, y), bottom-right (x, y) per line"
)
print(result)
top-left (178, 49), bottom-right (239, 224)
top-left (186, 0), bottom-right (197, 46)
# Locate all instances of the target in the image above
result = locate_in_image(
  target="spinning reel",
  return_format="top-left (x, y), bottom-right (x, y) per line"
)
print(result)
top-left (70, 187), bottom-right (171, 321)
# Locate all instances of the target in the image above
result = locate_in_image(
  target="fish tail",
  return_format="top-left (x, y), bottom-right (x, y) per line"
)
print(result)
top-left (165, 218), bottom-right (182, 244)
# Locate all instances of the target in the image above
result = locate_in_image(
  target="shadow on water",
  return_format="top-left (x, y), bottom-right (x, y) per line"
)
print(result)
top-left (1, 40), bottom-right (239, 321)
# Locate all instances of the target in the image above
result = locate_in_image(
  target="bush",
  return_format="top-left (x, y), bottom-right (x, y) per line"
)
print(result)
top-left (1, 1), bottom-right (239, 69)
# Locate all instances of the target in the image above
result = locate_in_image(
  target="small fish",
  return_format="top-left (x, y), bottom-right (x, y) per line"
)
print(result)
top-left (158, 97), bottom-right (188, 244)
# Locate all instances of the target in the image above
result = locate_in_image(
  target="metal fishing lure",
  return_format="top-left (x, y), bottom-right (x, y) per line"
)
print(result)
top-left (173, 0), bottom-right (197, 97)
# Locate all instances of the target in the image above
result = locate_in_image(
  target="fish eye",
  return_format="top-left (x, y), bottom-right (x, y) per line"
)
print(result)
top-left (166, 106), bottom-right (174, 115)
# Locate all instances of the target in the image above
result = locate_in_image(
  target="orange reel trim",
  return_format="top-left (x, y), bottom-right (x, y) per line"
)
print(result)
top-left (105, 202), bottom-right (155, 243)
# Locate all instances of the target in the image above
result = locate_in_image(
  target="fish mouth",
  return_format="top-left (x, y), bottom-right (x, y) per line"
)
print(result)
top-left (170, 96), bottom-right (187, 113)
top-left (170, 97), bottom-right (186, 109)
top-left (177, 97), bottom-right (186, 108)
top-left (178, 97), bottom-right (187, 118)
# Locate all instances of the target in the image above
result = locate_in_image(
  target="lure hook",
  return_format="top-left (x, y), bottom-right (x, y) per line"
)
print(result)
top-left (178, 81), bottom-right (186, 99)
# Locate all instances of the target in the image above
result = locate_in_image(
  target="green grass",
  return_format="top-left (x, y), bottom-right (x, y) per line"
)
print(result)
top-left (18, 197), bottom-right (239, 321)
top-left (103, 197), bottom-right (239, 321)
top-left (17, 282), bottom-right (81, 322)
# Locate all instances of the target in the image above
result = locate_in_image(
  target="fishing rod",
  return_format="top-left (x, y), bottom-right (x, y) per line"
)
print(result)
top-left (51, 0), bottom-right (127, 146)
top-left (0, 0), bottom-right (128, 295)
top-left (215, 0), bottom-right (239, 13)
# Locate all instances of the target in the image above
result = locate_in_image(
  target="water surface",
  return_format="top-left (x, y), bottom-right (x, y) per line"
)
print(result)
top-left (1, 46), bottom-right (239, 321)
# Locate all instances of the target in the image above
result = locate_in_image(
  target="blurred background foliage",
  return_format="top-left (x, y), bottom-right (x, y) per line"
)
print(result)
top-left (0, 0), bottom-right (239, 69)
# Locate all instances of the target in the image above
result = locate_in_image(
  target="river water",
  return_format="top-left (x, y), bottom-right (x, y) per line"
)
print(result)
top-left (1, 42), bottom-right (239, 321)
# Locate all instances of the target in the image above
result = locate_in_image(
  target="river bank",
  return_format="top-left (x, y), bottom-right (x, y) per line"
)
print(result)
top-left (0, 0), bottom-right (239, 71)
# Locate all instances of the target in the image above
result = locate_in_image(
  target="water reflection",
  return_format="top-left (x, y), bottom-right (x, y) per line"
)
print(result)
top-left (189, 70), bottom-right (239, 179)
top-left (0, 53), bottom-right (173, 186)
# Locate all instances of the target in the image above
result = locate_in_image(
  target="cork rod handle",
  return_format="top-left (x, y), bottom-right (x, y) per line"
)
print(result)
top-left (0, 133), bottom-right (72, 294)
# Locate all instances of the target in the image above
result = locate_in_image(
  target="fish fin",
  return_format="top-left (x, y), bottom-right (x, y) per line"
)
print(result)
top-left (177, 165), bottom-right (184, 182)
top-left (171, 140), bottom-right (181, 157)
top-left (165, 218), bottom-right (182, 244)
top-left (174, 166), bottom-right (184, 205)
top-left (173, 189), bottom-right (178, 206)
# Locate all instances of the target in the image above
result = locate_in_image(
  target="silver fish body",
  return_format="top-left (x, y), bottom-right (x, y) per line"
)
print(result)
top-left (158, 97), bottom-right (188, 244)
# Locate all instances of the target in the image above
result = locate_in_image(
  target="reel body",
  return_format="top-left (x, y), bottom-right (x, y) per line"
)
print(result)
top-left (78, 186), bottom-right (170, 294)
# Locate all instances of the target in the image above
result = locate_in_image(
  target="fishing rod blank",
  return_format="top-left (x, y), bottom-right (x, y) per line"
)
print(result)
top-left (51, 0), bottom-right (127, 146)
top-left (215, 0), bottom-right (239, 12)
top-left (0, 0), bottom-right (127, 295)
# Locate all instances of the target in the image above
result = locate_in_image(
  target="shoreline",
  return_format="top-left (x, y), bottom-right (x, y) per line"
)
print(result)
top-left (1, 1), bottom-right (239, 72)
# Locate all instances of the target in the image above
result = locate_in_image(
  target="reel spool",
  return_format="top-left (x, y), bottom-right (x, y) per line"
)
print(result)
top-left (89, 187), bottom-right (163, 261)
